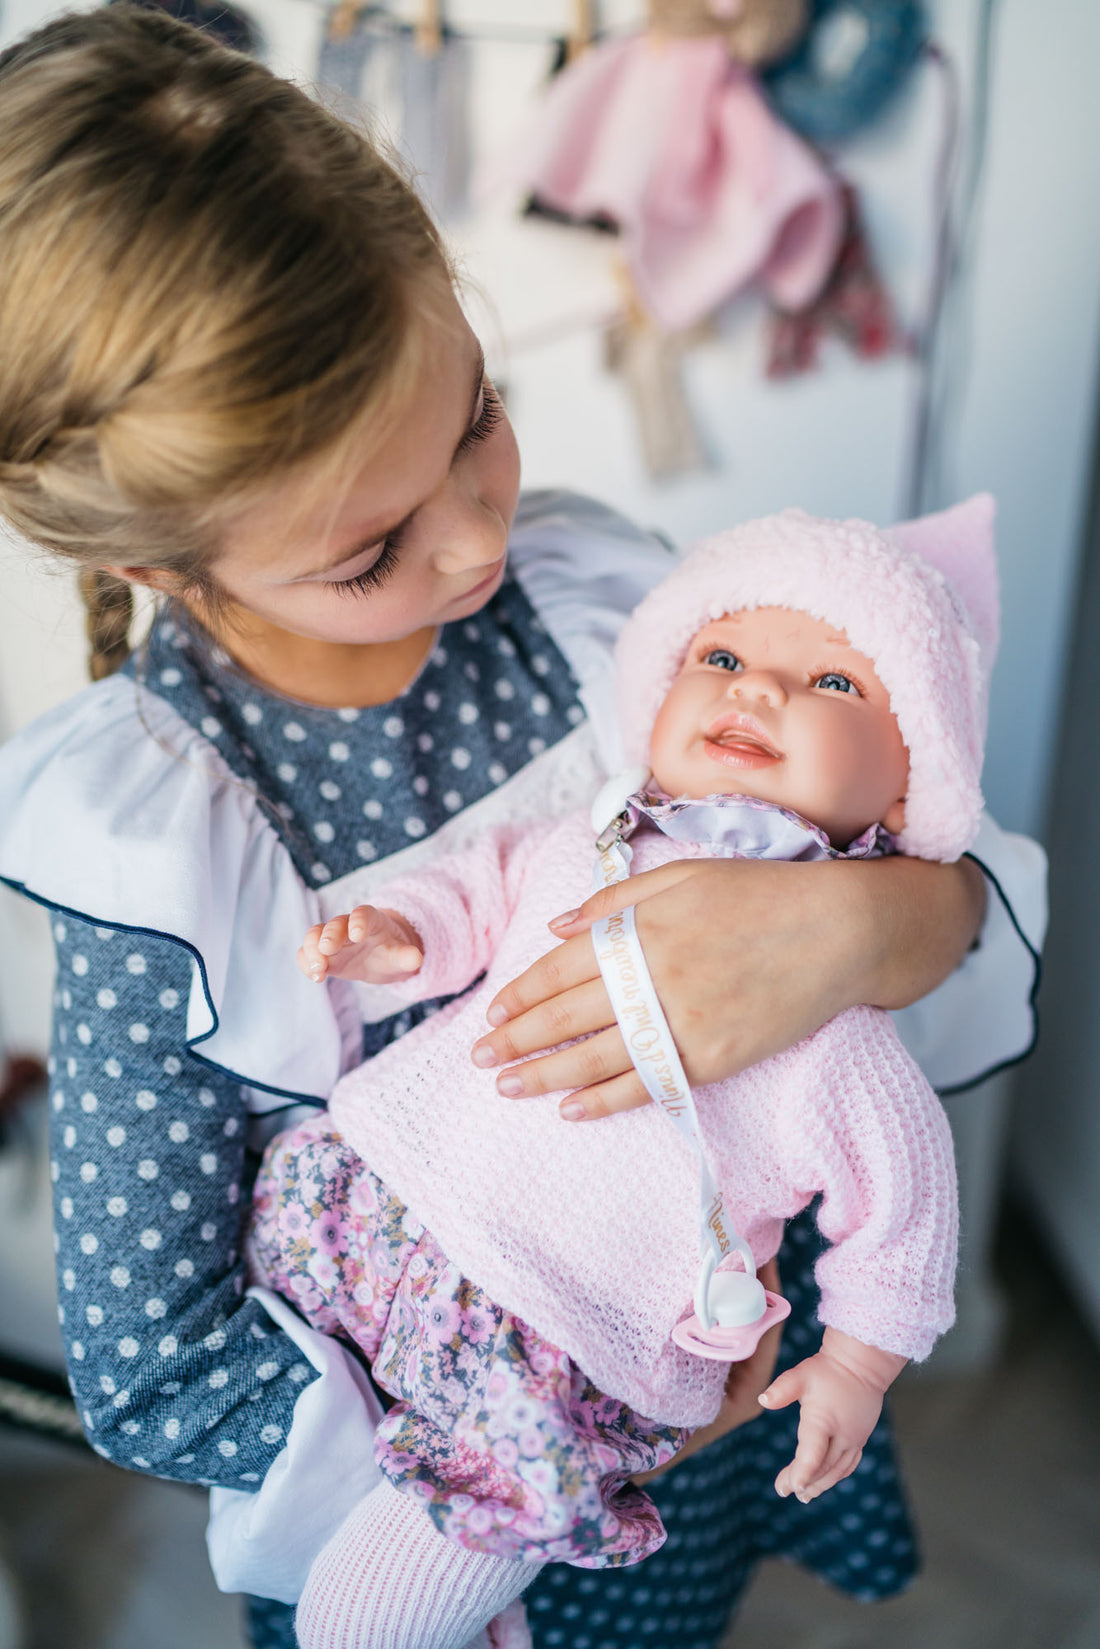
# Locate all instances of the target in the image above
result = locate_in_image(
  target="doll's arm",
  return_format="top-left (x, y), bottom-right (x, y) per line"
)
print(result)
top-left (758, 1327), bottom-right (907, 1502)
top-left (298, 819), bottom-right (555, 1004)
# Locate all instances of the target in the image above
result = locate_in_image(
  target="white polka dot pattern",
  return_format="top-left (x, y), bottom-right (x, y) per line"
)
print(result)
top-left (48, 916), bottom-right (311, 1487)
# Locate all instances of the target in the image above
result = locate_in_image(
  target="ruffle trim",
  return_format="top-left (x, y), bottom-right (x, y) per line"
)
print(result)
top-left (0, 673), bottom-right (359, 1108)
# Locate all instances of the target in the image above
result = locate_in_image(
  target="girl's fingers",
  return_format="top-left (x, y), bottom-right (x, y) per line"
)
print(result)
top-left (473, 976), bottom-right (615, 1068)
top-left (488, 1025), bottom-right (630, 1103)
top-left (545, 861), bottom-right (694, 937)
top-left (484, 930), bottom-right (600, 1029)
top-left (556, 1068), bottom-right (648, 1121)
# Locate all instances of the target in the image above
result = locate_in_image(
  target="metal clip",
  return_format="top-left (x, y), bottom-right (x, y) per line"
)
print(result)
top-left (595, 811), bottom-right (630, 854)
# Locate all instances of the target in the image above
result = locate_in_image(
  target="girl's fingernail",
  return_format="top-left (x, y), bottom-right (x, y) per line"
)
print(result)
top-left (486, 1004), bottom-right (509, 1026)
top-left (548, 909), bottom-right (580, 929)
top-left (471, 1043), bottom-right (498, 1068)
top-left (309, 965), bottom-right (325, 982)
top-left (559, 1101), bottom-right (586, 1121)
top-left (497, 1075), bottom-right (524, 1098)
top-left (758, 1392), bottom-right (772, 1407)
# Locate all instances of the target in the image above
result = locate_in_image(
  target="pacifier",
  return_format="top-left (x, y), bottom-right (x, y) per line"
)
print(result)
top-left (671, 1242), bottom-right (791, 1362)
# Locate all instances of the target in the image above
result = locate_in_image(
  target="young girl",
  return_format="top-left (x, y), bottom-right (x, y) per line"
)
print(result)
top-left (245, 504), bottom-right (980, 1648)
top-left (0, 12), bottom-right (1043, 1649)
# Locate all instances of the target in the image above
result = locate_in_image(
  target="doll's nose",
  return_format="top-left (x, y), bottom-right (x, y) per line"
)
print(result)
top-left (729, 670), bottom-right (787, 708)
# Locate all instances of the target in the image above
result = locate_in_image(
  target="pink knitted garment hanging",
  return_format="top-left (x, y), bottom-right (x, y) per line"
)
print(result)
top-left (329, 812), bottom-right (958, 1432)
top-left (506, 34), bottom-right (844, 330)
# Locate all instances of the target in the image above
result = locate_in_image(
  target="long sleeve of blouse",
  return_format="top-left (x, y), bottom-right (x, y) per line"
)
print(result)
top-left (49, 914), bottom-right (316, 1488)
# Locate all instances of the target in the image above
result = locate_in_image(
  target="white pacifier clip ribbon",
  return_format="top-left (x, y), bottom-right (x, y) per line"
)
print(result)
top-left (588, 773), bottom-right (768, 1340)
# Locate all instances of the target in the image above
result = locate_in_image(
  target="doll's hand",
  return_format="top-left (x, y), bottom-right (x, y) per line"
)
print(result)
top-left (759, 1328), bottom-right (907, 1503)
top-left (298, 907), bottom-right (424, 986)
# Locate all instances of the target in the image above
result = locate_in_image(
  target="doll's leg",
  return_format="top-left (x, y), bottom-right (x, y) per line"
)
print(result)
top-left (248, 1115), bottom-right (416, 1356)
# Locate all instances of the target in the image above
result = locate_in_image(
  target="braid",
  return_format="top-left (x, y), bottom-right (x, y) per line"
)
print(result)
top-left (78, 568), bottom-right (134, 680)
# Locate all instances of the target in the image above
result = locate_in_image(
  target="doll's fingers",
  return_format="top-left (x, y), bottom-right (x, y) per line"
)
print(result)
top-left (346, 905), bottom-right (382, 943)
top-left (488, 1026), bottom-right (629, 1103)
top-left (317, 915), bottom-right (352, 955)
top-left (360, 943), bottom-right (423, 984)
top-left (298, 928), bottom-right (329, 982)
top-left (800, 1446), bottom-right (862, 1502)
top-left (473, 976), bottom-right (614, 1068)
top-left (784, 1419), bottom-right (833, 1500)
top-left (758, 1366), bottom-right (803, 1413)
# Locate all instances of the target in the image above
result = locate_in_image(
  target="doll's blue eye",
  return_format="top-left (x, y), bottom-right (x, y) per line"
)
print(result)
top-left (705, 649), bottom-right (741, 672)
top-left (815, 672), bottom-right (859, 695)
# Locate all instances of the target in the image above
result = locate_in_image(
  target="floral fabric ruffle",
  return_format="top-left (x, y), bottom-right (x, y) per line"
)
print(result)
top-left (248, 1115), bottom-right (685, 1565)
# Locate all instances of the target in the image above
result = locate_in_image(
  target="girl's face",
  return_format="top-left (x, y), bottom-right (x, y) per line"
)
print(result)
top-left (201, 288), bottom-right (520, 647)
top-left (648, 607), bottom-right (910, 848)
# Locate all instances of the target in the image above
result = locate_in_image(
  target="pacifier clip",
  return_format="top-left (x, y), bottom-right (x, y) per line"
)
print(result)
top-left (588, 770), bottom-right (790, 1362)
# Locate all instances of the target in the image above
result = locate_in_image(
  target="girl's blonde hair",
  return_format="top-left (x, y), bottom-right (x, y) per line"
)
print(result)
top-left (0, 5), bottom-right (449, 678)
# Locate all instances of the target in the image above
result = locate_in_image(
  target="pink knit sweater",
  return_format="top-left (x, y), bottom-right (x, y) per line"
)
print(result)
top-left (329, 808), bottom-right (958, 1431)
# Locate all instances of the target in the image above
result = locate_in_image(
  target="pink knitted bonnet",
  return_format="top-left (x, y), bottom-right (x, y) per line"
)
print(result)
top-left (615, 496), bottom-right (999, 861)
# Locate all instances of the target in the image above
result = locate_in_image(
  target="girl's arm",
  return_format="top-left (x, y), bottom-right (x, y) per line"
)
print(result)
top-left (471, 850), bottom-right (988, 1118)
top-left (49, 915), bottom-right (318, 1486)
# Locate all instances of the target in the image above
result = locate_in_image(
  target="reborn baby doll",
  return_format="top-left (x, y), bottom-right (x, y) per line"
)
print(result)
top-left (250, 498), bottom-right (995, 1649)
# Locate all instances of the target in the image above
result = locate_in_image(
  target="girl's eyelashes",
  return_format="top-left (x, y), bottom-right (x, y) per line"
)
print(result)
top-left (703, 647), bottom-right (742, 672)
top-left (456, 382), bottom-right (503, 454)
top-left (326, 534), bottom-right (403, 598)
top-left (814, 670), bottom-right (861, 696)
top-left (322, 384), bottom-right (502, 599)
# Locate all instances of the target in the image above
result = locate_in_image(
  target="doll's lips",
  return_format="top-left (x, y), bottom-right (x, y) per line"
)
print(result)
top-left (702, 714), bottom-right (782, 767)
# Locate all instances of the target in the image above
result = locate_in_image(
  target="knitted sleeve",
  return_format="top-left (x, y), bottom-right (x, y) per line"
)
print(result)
top-left (786, 1006), bottom-right (959, 1363)
top-left (49, 912), bottom-right (317, 1488)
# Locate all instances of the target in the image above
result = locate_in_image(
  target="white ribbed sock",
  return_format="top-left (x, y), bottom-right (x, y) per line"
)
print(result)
top-left (294, 1477), bottom-right (542, 1649)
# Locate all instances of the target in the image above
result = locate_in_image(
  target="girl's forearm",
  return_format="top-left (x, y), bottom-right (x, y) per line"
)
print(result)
top-left (843, 853), bottom-right (987, 1013)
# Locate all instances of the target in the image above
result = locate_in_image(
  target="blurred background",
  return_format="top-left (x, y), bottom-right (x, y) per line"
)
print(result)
top-left (0, 1), bottom-right (1097, 1644)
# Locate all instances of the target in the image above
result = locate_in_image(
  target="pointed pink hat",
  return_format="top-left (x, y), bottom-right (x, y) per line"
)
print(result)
top-left (615, 497), bottom-right (998, 861)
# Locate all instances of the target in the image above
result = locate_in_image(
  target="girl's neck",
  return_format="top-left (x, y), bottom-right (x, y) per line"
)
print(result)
top-left (184, 599), bottom-right (437, 709)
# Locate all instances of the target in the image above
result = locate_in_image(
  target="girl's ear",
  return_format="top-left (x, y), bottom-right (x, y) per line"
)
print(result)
top-left (881, 796), bottom-right (906, 836)
top-left (102, 564), bottom-right (178, 593)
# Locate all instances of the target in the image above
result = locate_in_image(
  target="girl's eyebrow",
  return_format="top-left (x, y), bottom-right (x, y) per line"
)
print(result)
top-left (296, 350), bottom-right (487, 582)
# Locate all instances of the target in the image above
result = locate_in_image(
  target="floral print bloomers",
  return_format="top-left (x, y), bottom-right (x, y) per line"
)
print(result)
top-left (249, 1115), bottom-right (686, 1565)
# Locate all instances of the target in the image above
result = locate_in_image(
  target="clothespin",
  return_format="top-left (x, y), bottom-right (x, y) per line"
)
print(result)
top-left (328, 0), bottom-right (368, 43)
top-left (416, 0), bottom-right (443, 55)
top-left (566, 0), bottom-right (594, 61)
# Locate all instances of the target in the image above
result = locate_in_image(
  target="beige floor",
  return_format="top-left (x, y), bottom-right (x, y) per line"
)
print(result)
top-left (0, 1200), bottom-right (1097, 1649)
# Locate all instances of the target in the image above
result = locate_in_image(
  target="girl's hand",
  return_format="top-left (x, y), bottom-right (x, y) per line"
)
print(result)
top-left (469, 853), bottom-right (985, 1120)
top-left (298, 906), bottom-right (423, 986)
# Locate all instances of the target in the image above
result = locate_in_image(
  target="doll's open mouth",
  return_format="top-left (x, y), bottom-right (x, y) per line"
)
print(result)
top-left (703, 715), bottom-right (782, 767)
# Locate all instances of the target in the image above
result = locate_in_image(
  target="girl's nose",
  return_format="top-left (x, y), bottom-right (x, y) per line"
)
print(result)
top-left (729, 669), bottom-right (787, 708)
top-left (432, 506), bottom-right (505, 578)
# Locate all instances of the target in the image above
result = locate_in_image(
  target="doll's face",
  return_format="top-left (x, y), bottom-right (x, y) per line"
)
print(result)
top-left (648, 607), bottom-right (909, 848)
